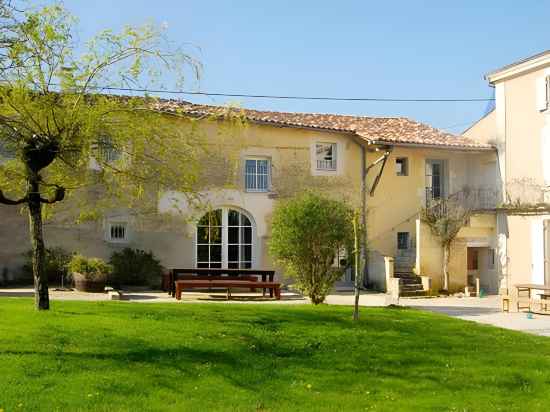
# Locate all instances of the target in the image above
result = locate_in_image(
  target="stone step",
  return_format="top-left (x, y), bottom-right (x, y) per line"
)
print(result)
top-left (400, 277), bottom-right (422, 285)
top-left (394, 272), bottom-right (421, 280)
top-left (400, 290), bottom-right (429, 297)
top-left (400, 284), bottom-right (424, 292)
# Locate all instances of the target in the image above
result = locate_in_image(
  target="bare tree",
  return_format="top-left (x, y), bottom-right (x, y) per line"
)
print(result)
top-left (421, 199), bottom-right (472, 292)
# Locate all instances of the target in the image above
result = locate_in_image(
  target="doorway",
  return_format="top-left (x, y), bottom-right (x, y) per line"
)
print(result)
top-left (467, 246), bottom-right (498, 294)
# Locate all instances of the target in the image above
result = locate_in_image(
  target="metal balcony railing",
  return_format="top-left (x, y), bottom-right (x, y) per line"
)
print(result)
top-left (425, 188), bottom-right (499, 217)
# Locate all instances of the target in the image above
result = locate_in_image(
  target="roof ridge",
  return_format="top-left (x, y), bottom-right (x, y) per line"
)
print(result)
top-left (176, 100), bottom-right (401, 120)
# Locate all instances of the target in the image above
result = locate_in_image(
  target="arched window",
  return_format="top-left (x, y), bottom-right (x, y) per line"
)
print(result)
top-left (196, 208), bottom-right (254, 269)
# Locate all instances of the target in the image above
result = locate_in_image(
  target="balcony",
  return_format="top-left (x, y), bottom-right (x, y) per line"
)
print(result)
top-left (426, 188), bottom-right (499, 217)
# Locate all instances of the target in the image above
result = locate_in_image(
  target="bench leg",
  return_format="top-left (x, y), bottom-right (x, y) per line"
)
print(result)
top-left (226, 288), bottom-right (231, 300)
top-left (176, 285), bottom-right (182, 301)
top-left (275, 287), bottom-right (281, 300)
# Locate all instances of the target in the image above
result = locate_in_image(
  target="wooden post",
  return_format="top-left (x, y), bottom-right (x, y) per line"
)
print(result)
top-left (476, 277), bottom-right (480, 297)
top-left (353, 210), bottom-right (360, 321)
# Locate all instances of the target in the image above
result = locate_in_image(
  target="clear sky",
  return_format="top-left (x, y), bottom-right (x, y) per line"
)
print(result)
top-left (40, 1), bottom-right (550, 133)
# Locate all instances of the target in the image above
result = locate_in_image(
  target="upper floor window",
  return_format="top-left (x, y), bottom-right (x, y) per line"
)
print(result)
top-left (245, 158), bottom-right (270, 192)
top-left (396, 157), bottom-right (408, 176)
top-left (397, 232), bottom-right (410, 250)
top-left (94, 136), bottom-right (121, 164)
top-left (316, 143), bottom-right (337, 171)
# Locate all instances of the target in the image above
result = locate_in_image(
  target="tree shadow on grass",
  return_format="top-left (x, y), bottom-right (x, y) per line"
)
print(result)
top-left (0, 290), bottom-right (34, 297)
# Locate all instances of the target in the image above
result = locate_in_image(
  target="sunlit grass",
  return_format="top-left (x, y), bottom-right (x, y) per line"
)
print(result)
top-left (1, 299), bottom-right (550, 411)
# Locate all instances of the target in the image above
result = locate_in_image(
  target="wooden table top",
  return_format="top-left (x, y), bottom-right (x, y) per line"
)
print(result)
top-left (515, 284), bottom-right (550, 291)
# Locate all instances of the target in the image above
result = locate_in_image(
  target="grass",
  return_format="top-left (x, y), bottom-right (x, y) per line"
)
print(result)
top-left (1, 300), bottom-right (550, 411)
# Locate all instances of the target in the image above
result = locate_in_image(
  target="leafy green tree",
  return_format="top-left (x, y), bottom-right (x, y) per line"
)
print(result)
top-left (269, 191), bottom-right (353, 304)
top-left (0, 4), bottom-right (211, 310)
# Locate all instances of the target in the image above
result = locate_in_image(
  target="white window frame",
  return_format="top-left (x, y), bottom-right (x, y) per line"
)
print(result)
top-left (537, 75), bottom-right (550, 112)
top-left (397, 232), bottom-right (410, 250)
top-left (396, 157), bottom-right (408, 176)
top-left (244, 157), bottom-right (271, 192)
top-left (315, 142), bottom-right (337, 171)
top-left (106, 221), bottom-right (129, 243)
top-left (195, 207), bottom-right (256, 269)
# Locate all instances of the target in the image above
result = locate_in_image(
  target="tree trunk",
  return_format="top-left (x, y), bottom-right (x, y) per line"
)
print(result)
top-left (353, 211), bottom-right (360, 321)
top-left (28, 173), bottom-right (49, 310)
top-left (442, 243), bottom-right (450, 292)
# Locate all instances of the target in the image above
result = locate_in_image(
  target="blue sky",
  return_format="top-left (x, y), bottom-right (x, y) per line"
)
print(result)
top-left (42, 1), bottom-right (550, 133)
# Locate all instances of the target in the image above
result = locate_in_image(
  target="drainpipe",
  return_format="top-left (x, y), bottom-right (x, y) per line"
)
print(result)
top-left (361, 145), bottom-right (369, 287)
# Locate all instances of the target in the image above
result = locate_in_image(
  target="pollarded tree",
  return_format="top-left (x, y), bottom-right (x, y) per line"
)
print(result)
top-left (0, 4), bottom-right (218, 310)
top-left (421, 199), bottom-right (472, 292)
top-left (269, 191), bottom-right (353, 304)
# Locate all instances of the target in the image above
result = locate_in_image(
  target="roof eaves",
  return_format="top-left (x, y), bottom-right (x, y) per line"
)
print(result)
top-left (366, 139), bottom-right (495, 151)
top-left (485, 50), bottom-right (550, 83)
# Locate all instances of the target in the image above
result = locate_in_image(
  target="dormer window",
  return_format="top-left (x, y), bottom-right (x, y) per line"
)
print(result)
top-left (316, 143), bottom-right (337, 171)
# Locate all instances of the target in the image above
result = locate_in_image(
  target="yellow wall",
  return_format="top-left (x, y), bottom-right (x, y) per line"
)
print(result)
top-left (417, 214), bottom-right (497, 292)
top-left (0, 114), bottom-right (498, 286)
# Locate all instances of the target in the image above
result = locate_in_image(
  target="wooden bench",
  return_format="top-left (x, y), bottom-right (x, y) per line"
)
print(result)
top-left (175, 279), bottom-right (281, 300)
top-left (178, 275), bottom-right (259, 292)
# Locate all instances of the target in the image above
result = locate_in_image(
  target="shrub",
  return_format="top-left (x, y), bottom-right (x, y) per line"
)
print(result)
top-left (68, 254), bottom-right (112, 282)
top-left (269, 191), bottom-right (353, 304)
top-left (109, 248), bottom-right (163, 287)
top-left (22, 247), bottom-right (72, 284)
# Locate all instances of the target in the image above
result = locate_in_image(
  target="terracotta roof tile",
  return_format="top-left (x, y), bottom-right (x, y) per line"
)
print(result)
top-left (151, 99), bottom-right (493, 150)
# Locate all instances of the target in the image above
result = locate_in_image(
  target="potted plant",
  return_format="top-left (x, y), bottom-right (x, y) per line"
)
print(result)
top-left (68, 254), bottom-right (112, 293)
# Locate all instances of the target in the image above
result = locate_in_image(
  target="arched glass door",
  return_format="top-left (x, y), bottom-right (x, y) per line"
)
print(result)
top-left (196, 208), bottom-right (253, 269)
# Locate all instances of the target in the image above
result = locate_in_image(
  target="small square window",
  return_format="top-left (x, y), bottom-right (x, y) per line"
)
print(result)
top-left (397, 232), bottom-right (409, 250)
top-left (107, 222), bottom-right (128, 243)
top-left (396, 158), bottom-right (408, 176)
top-left (245, 158), bottom-right (270, 192)
top-left (316, 143), bottom-right (337, 171)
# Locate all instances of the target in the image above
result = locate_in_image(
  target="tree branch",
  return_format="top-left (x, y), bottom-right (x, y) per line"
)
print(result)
top-left (0, 189), bottom-right (27, 204)
top-left (39, 185), bottom-right (65, 204)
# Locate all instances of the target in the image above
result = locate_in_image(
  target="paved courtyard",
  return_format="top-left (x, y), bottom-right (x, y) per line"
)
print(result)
top-left (3, 287), bottom-right (550, 336)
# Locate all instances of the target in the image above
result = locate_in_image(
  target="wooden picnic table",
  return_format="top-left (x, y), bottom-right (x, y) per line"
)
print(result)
top-left (168, 268), bottom-right (276, 298)
top-left (514, 284), bottom-right (550, 312)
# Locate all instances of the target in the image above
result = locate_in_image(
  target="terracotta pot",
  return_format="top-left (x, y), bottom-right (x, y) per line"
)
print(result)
top-left (73, 273), bottom-right (107, 293)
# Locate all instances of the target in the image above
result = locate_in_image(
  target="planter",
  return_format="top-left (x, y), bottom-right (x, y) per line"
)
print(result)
top-left (72, 273), bottom-right (107, 293)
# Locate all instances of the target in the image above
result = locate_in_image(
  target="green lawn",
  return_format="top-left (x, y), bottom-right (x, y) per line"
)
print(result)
top-left (1, 300), bottom-right (550, 411)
